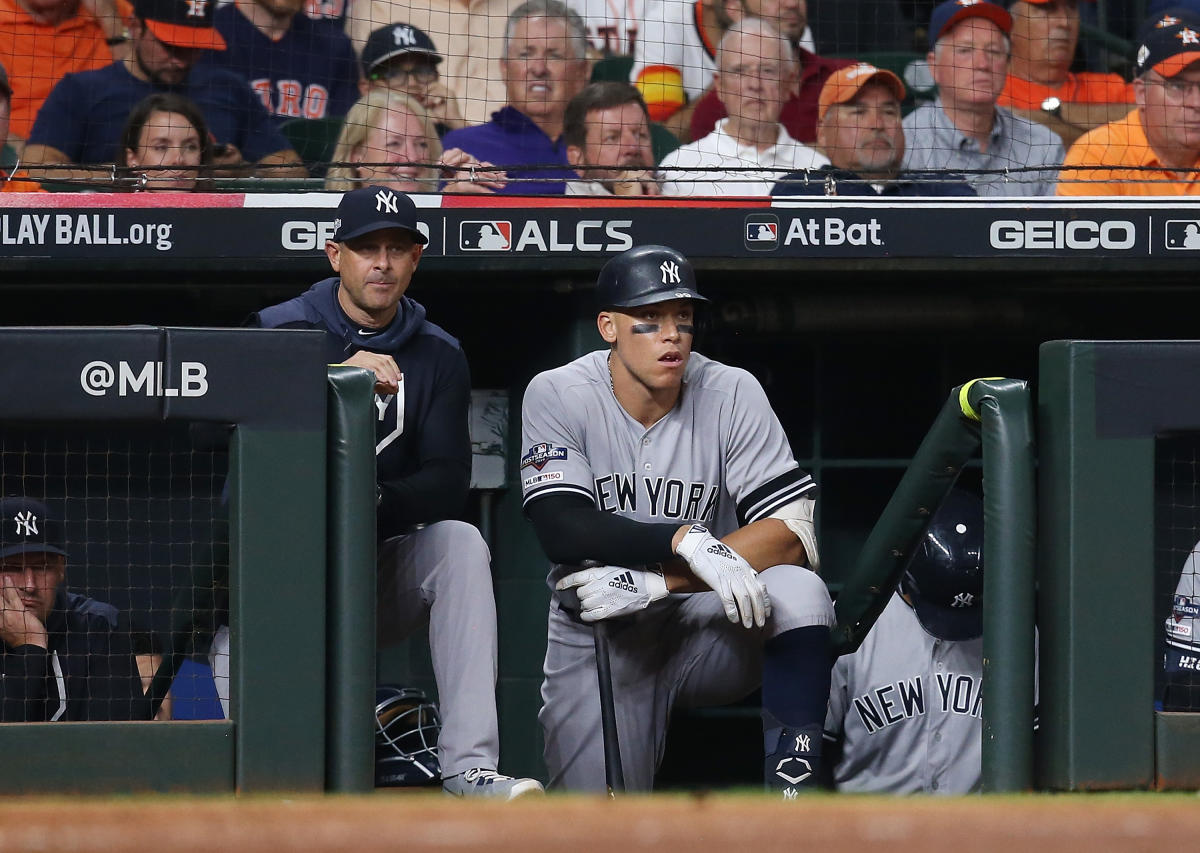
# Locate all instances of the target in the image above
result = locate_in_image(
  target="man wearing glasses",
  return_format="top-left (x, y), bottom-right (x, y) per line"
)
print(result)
top-left (361, 23), bottom-right (467, 135)
top-left (901, 0), bottom-right (1064, 196)
top-left (1057, 9), bottom-right (1200, 195)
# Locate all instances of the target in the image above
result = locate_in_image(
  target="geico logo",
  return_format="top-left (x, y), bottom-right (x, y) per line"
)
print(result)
top-left (512, 220), bottom-right (633, 252)
top-left (608, 579), bottom-right (638, 592)
top-left (989, 219), bottom-right (1136, 250)
top-left (282, 220), bottom-right (432, 250)
top-left (281, 220), bottom-right (337, 250)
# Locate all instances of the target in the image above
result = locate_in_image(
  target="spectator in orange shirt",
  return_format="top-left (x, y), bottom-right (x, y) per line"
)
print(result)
top-left (0, 0), bottom-right (133, 142)
top-left (999, 0), bottom-right (1133, 147)
top-left (1057, 9), bottom-right (1200, 195)
top-left (0, 62), bottom-right (43, 191)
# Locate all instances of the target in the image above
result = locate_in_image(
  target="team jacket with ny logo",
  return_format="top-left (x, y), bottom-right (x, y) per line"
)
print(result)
top-left (250, 277), bottom-right (472, 539)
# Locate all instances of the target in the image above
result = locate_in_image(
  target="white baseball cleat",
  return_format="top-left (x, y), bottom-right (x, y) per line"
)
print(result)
top-left (442, 768), bottom-right (545, 800)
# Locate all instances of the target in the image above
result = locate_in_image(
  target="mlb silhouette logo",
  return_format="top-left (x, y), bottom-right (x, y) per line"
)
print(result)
top-left (460, 221), bottom-right (512, 251)
top-left (743, 214), bottom-right (779, 251)
top-left (1165, 220), bottom-right (1200, 250)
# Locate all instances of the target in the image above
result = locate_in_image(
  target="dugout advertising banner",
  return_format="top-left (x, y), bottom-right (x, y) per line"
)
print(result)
top-left (3, 194), bottom-right (1200, 264)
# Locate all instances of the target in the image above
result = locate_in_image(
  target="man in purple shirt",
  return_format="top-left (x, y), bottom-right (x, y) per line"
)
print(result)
top-left (440, 0), bottom-right (588, 194)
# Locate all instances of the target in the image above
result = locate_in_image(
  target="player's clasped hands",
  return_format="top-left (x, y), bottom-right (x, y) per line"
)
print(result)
top-left (556, 564), bottom-right (669, 622)
top-left (675, 524), bottom-right (771, 629)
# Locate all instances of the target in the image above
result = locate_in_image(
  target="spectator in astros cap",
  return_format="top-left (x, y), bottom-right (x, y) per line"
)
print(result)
top-left (22, 0), bottom-right (308, 186)
top-left (361, 22), bottom-right (467, 136)
top-left (771, 62), bottom-right (975, 196)
top-left (1057, 8), bottom-right (1200, 194)
top-left (998, 0), bottom-right (1133, 148)
top-left (0, 497), bottom-right (150, 722)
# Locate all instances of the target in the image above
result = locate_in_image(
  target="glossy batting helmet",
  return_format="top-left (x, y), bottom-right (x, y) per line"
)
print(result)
top-left (596, 244), bottom-right (710, 310)
top-left (900, 488), bottom-right (984, 641)
top-left (374, 685), bottom-right (442, 787)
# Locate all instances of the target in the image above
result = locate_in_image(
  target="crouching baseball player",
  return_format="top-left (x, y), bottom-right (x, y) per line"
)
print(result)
top-left (520, 244), bottom-right (834, 797)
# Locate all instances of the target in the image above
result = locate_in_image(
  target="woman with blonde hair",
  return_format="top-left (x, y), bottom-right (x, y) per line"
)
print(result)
top-left (326, 90), bottom-right (503, 193)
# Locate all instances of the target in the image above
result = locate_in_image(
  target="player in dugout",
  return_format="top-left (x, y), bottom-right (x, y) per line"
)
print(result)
top-left (521, 244), bottom-right (834, 797)
top-left (0, 498), bottom-right (151, 722)
top-left (246, 185), bottom-right (542, 799)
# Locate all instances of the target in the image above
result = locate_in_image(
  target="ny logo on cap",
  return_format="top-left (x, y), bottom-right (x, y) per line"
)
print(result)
top-left (375, 189), bottom-right (399, 213)
top-left (952, 592), bottom-right (975, 608)
top-left (14, 510), bottom-right (38, 537)
top-left (1179, 27), bottom-right (1200, 45)
top-left (659, 260), bottom-right (680, 284)
top-left (186, 0), bottom-right (208, 17)
top-left (393, 25), bottom-right (417, 46)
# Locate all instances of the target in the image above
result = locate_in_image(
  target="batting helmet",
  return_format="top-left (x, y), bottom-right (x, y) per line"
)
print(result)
top-left (374, 685), bottom-right (442, 787)
top-left (596, 244), bottom-right (710, 310)
top-left (900, 488), bottom-right (984, 641)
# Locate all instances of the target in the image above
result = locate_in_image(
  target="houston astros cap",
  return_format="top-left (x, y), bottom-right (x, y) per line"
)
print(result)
top-left (0, 498), bottom-right (67, 559)
top-left (362, 23), bottom-right (442, 78)
top-left (332, 185), bottom-right (429, 244)
top-left (818, 63), bottom-right (906, 122)
top-left (928, 0), bottom-right (1012, 50)
top-left (1135, 9), bottom-right (1200, 77)
top-left (134, 0), bottom-right (227, 50)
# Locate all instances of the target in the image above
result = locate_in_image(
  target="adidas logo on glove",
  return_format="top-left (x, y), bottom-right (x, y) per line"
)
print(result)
top-left (706, 542), bottom-right (734, 559)
top-left (608, 571), bottom-right (639, 593)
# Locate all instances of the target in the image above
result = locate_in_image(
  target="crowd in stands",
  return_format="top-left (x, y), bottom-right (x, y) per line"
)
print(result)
top-left (3, 0), bottom-right (1200, 194)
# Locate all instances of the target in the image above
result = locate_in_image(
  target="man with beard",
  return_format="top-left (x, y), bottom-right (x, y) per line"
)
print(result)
top-left (772, 62), bottom-right (974, 196)
top-left (22, 0), bottom-right (307, 183)
top-left (563, 81), bottom-right (661, 195)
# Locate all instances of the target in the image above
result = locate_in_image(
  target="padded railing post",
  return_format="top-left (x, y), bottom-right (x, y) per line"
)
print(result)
top-left (326, 366), bottom-right (378, 792)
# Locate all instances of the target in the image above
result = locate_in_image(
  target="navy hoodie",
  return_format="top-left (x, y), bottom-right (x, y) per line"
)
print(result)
top-left (250, 277), bottom-right (472, 539)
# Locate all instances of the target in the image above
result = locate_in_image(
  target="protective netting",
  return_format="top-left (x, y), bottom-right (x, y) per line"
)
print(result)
top-left (0, 422), bottom-right (228, 723)
top-left (1158, 435), bottom-right (1200, 713)
top-left (3, 0), bottom-right (1193, 197)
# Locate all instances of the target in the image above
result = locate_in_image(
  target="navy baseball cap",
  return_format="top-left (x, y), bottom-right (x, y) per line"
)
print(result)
top-left (362, 23), bottom-right (442, 78)
top-left (928, 0), bottom-right (1012, 50)
top-left (1135, 9), bottom-right (1200, 77)
top-left (0, 498), bottom-right (67, 559)
top-left (332, 186), bottom-right (429, 244)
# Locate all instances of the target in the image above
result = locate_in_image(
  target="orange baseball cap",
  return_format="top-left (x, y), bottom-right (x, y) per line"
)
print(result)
top-left (134, 0), bottom-right (227, 50)
top-left (818, 63), bottom-right (906, 122)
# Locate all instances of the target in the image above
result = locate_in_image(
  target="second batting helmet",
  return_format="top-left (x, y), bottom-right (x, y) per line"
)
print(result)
top-left (596, 244), bottom-right (710, 310)
top-left (374, 685), bottom-right (442, 787)
top-left (900, 488), bottom-right (984, 641)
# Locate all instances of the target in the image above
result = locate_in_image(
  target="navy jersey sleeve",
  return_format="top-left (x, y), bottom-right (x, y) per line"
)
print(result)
top-left (376, 342), bottom-right (472, 534)
top-left (27, 74), bottom-right (86, 160)
top-left (329, 37), bottom-right (362, 119)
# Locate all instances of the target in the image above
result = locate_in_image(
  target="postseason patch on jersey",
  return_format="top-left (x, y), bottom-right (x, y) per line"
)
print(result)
top-left (521, 443), bottom-right (568, 471)
top-left (524, 471), bottom-right (564, 489)
top-left (1173, 595), bottom-right (1200, 622)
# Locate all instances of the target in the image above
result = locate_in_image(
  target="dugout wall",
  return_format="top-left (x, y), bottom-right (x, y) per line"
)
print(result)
top-left (0, 328), bottom-right (328, 793)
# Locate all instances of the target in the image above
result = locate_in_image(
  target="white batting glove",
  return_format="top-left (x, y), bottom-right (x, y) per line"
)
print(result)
top-left (675, 524), bottom-right (771, 629)
top-left (556, 565), bottom-right (669, 622)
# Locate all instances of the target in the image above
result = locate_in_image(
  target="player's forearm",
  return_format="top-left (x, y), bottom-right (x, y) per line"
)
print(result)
top-left (664, 519), bottom-right (806, 592)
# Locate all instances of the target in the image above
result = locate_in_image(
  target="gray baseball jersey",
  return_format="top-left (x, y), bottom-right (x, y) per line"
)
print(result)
top-left (825, 593), bottom-right (984, 795)
top-left (521, 348), bottom-right (824, 791)
top-left (1166, 539), bottom-right (1200, 655)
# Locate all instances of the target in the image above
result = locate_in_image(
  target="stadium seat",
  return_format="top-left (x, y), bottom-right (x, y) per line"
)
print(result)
top-left (280, 116), bottom-right (345, 174)
top-left (651, 122), bottom-right (680, 164)
top-left (590, 54), bottom-right (635, 83)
